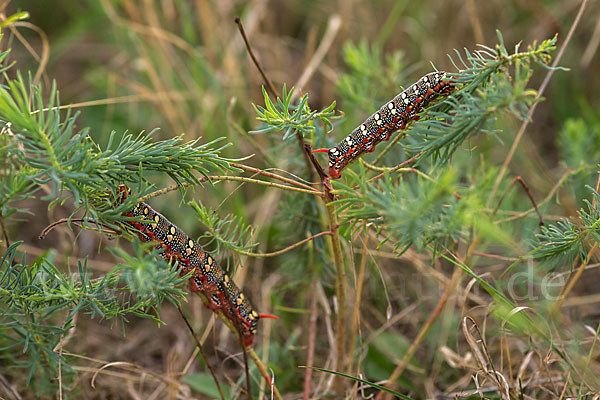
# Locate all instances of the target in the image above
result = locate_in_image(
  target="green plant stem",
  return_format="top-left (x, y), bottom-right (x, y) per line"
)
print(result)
top-left (360, 160), bottom-right (435, 182)
top-left (207, 175), bottom-right (324, 196)
top-left (325, 198), bottom-right (347, 394)
top-left (228, 231), bottom-right (332, 258)
top-left (230, 163), bottom-right (318, 192)
top-left (140, 174), bottom-right (322, 203)
top-left (552, 242), bottom-right (598, 312)
top-left (347, 228), bottom-right (368, 379)
top-left (302, 143), bottom-right (348, 393)
top-left (353, 152), bottom-right (424, 189)
top-left (303, 271), bottom-right (318, 400)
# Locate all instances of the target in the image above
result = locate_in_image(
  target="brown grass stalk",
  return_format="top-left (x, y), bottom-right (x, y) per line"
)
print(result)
top-left (377, 267), bottom-right (462, 400)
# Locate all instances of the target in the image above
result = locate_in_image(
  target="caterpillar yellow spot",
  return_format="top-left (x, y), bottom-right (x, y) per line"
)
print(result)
top-left (318, 71), bottom-right (456, 179)
top-left (115, 186), bottom-right (275, 347)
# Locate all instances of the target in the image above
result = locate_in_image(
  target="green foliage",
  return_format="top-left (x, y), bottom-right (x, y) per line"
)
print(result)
top-left (332, 168), bottom-right (513, 252)
top-left (0, 239), bottom-right (189, 394)
top-left (333, 169), bottom-right (464, 250)
top-left (558, 117), bottom-right (600, 169)
top-left (405, 31), bottom-right (559, 163)
top-left (252, 84), bottom-right (340, 140)
top-left (0, 41), bottom-right (238, 395)
top-left (109, 241), bottom-right (190, 307)
top-left (533, 186), bottom-right (600, 266)
top-left (183, 373), bottom-right (231, 399)
top-left (336, 40), bottom-right (409, 111)
top-left (188, 200), bottom-right (257, 269)
top-left (0, 72), bottom-right (238, 228)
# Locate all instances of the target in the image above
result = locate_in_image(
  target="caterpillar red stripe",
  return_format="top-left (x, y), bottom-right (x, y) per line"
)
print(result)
top-left (313, 71), bottom-right (456, 178)
top-left (117, 186), bottom-right (277, 346)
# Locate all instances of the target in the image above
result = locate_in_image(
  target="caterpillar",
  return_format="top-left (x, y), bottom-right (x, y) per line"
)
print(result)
top-left (313, 71), bottom-right (456, 178)
top-left (117, 185), bottom-right (277, 347)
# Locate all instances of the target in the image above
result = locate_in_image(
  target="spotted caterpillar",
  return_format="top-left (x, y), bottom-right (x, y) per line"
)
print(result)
top-left (313, 71), bottom-right (456, 178)
top-left (117, 186), bottom-right (276, 346)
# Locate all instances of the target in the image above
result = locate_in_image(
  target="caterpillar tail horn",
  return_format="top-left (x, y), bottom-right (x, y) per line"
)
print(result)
top-left (311, 148), bottom-right (329, 153)
top-left (259, 313), bottom-right (279, 319)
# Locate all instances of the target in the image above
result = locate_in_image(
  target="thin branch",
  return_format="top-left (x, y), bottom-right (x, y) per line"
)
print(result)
top-left (39, 218), bottom-right (117, 240)
top-left (242, 344), bottom-right (252, 400)
top-left (232, 313), bottom-right (253, 400)
top-left (191, 291), bottom-right (279, 399)
top-left (494, 168), bottom-right (575, 224)
top-left (35, 92), bottom-right (194, 112)
top-left (177, 306), bottom-right (225, 400)
top-left (234, 231), bottom-right (332, 257)
top-left (359, 157), bottom-right (462, 199)
top-left (210, 175), bottom-right (321, 196)
top-left (139, 175), bottom-right (322, 203)
top-left (230, 162), bottom-right (318, 191)
top-left (303, 143), bottom-right (329, 183)
top-left (235, 16), bottom-right (279, 99)
top-left (471, 250), bottom-right (519, 262)
top-left (247, 347), bottom-right (283, 400)
top-left (9, 22), bottom-right (50, 86)
top-left (302, 143), bottom-right (347, 394)
top-left (492, 176), bottom-right (544, 225)
top-left (325, 197), bottom-right (347, 394)
top-left (552, 242), bottom-right (598, 312)
top-left (360, 160), bottom-right (436, 183)
top-left (235, 14), bottom-right (321, 182)
top-left (353, 152), bottom-right (424, 190)
top-left (0, 216), bottom-right (10, 248)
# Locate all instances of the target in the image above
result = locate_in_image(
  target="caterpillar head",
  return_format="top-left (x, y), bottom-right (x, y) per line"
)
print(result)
top-left (328, 147), bottom-right (343, 179)
top-left (311, 147), bottom-right (344, 179)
